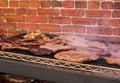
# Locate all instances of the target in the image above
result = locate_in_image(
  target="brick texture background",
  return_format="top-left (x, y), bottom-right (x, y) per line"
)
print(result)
top-left (0, 0), bottom-right (120, 42)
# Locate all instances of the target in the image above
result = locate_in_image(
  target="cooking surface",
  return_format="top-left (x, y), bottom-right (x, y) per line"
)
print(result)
top-left (0, 31), bottom-right (120, 69)
top-left (3, 49), bottom-right (120, 69)
top-left (0, 31), bottom-right (120, 82)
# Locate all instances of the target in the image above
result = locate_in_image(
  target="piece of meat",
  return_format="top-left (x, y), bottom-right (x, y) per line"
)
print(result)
top-left (29, 47), bottom-right (53, 56)
top-left (1, 43), bottom-right (29, 51)
top-left (0, 36), bottom-right (7, 46)
top-left (54, 50), bottom-right (99, 63)
top-left (103, 53), bottom-right (120, 66)
top-left (18, 42), bottom-right (45, 47)
top-left (44, 32), bottom-right (58, 39)
top-left (46, 38), bottom-right (63, 44)
top-left (15, 38), bottom-right (38, 42)
top-left (40, 34), bottom-right (50, 40)
top-left (76, 46), bottom-right (104, 55)
top-left (40, 44), bottom-right (74, 52)
top-left (88, 41), bottom-right (106, 49)
top-left (23, 31), bottom-right (50, 40)
top-left (23, 31), bottom-right (42, 39)
top-left (0, 35), bottom-right (12, 43)
top-left (7, 31), bottom-right (27, 40)
top-left (0, 32), bottom-right (27, 44)
top-left (0, 43), bottom-right (53, 56)
top-left (15, 38), bottom-right (47, 46)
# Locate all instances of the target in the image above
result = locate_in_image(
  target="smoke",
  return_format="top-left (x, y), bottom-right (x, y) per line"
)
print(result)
top-left (59, 34), bottom-right (120, 58)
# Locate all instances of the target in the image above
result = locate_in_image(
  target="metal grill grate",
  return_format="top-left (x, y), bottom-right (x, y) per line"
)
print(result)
top-left (0, 51), bottom-right (120, 80)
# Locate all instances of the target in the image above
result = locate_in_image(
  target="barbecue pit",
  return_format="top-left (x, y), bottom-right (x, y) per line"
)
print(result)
top-left (0, 32), bottom-right (120, 83)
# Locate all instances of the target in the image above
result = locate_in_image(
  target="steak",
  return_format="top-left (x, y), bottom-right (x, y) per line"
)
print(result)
top-left (23, 31), bottom-right (50, 40)
top-left (1, 43), bottom-right (54, 56)
top-left (40, 44), bottom-right (74, 52)
top-left (7, 31), bottom-right (28, 40)
top-left (1, 43), bottom-right (29, 51)
top-left (88, 41), bottom-right (106, 49)
top-left (15, 39), bottom-right (46, 46)
top-left (30, 47), bottom-right (54, 56)
top-left (54, 50), bottom-right (99, 63)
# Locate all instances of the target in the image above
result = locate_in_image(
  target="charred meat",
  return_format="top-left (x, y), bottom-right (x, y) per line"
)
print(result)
top-left (54, 50), bottom-right (99, 63)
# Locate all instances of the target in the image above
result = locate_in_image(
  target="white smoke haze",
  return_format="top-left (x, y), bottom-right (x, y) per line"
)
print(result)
top-left (58, 34), bottom-right (120, 58)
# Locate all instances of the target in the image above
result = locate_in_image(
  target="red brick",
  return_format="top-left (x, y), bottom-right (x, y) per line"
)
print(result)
top-left (61, 9), bottom-right (84, 16)
top-left (0, 29), bottom-right (7, 35)
top-left (0, 1), bottom-right (7, 7)
top-left (97, 19), bottom-right (120, 26)
top-left (72, 18), bottom-right (96, 25)
top-left (113, 11), bottom-right (120, 18)
top-left (26, 16), bottom-right (46, 23)
top-left (75, 1), bottom-right (86, 8)
top-left (114, 2), bottom-right (120, 9)
top-left (7, 30), bottom-right (27, 36)
top-left (39, 24), bottom-right (60, 32)
top-left (101, 2), bottom-right (113, 9)
top-left (0, 23), bottom-right (16, 29)
top-left (0, 8), bottom-right (16, 15)
top-left (87, 27), bottom-right (112, 35)
top-left (6, 16), bottom-right (24, 22)
top-left (7, 30), bottom-right (19, 36)
top-left (9, 1), bottom-right (18, 7)
top-left (0, 16), bottom-right (5, 22)
top-left (62, 26), bottom-right (86, 33)
top-left (88, 1), bottom-right (100, 9)
top-left (41, 1), bottom-right (51, 7)
top-left (19, 1), bottom-right (29, 7)
top-left (63, 1), bottom-right (74, 8)
top-left (86, 10), bottom-right (111, 17)
top-left (30, 1), bottom-right (40, 7)
top-left (48, 17), bottom-right (71, 24)
top-left (18, 23), bottom-right (38, 30)
top-left (52, 1), bottom-right (62, 7)
top-left (16, 8), bottom-right (25, 15)
top-left (25, 9), bottom-right (36, 15)
top-left (113, 28), bottom-right (120, 35)
top-left (38, 9), bottom-right (59, 16)
top-left (0, 8), bottom-right (4, 15)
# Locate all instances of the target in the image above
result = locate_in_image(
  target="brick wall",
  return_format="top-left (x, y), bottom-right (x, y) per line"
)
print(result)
top-left (0, 0), bottom-right (120, 42)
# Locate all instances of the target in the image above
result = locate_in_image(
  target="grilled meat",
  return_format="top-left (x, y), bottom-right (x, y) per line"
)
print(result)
top-left (40, 44), bottom-right (74, 52)
top-left (23, 31), bottom-right (50, 40)
top-left (1, 43), bottom-right (29, 51)
top-left (76, 46), bottom-right (104, 55)
top-left (54, 50), bottom-right (99, 62)
top-left (15, 39), bottom-right (46, 46)
top-left (30, 47), bottom-right (54, 56)
top-left (1, 43), bottom-right (54, 56)
top-left (23, 31), bottom-right (42, 39)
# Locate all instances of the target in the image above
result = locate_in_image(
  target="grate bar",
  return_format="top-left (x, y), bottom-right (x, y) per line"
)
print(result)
top-left (0, 51), bottom-right (120, 80)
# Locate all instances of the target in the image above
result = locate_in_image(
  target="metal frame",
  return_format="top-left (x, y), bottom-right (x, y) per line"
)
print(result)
top-left (0, 51), bottom-right (120, 83)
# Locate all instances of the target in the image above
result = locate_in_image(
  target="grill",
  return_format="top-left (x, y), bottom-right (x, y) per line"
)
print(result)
top-left (0, 32), bottom-right (120, 83)
top-left (0, 51), bottom-right (120, 83)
